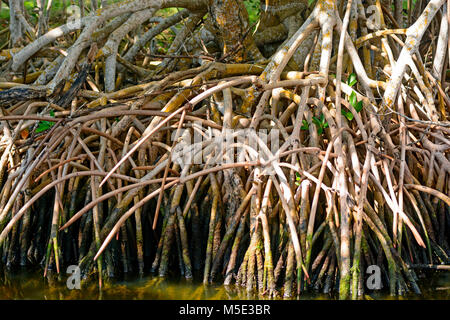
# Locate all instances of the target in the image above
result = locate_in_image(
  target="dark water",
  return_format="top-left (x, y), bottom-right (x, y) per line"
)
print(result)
top-left (0, 269), bottom-right (448, 300)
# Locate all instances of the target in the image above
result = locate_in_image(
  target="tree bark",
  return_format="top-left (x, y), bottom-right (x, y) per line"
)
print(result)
top-left (208, 0), bottom-right (264, 61)
top-left (9, 0), bottom-right (24, 46)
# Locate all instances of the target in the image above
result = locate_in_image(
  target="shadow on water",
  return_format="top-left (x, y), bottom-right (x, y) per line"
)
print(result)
top-left (0, 269), bottom-right (448, 300)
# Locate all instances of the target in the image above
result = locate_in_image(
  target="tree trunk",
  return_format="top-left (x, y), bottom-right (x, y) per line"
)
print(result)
top-left (9, 0), bottom-right (24, 46)
top-left (208, 0), bottom-right (264, 61)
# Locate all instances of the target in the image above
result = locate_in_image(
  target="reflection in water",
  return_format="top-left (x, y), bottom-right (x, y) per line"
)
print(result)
top-left (0, 269), bottom-right (448, 300)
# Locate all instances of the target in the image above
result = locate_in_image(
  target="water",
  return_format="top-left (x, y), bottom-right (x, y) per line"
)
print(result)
top-left (0, 269), bottom-right (448, 300)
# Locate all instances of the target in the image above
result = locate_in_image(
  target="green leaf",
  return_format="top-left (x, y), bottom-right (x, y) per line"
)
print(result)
top-left (35, 111), bottom-right (56, 133)
top-left (24, 1), bottom-right (34, 10)
top-left (320, 114), bottom-right (328, 128)
top-left (355, 100), bottom-right (363, 113)
top-left (244, 0), bottom-right (261, 25)
top-left (349, 91), bottom-right (357, 107)
top-left (312, 115), bottom-right (327, 134)
top-left (308, 0), bottom-right (315, 7)
top-left (312, 116), bottom-right (321, 127)
top-left (347, 73), bottom-right (357, 87)
top-left (341, 109), bottom-right (354, 121)
top-left (301, 119), bottom-right (309, 130)
top-left (319, 113), bottom-right (325, 124)
top-left (317, 126), bottom-right (324, 135)
top-left (36, 121), bottom-right (53, 133)
top-left (295, 172), bottom-right (301, 185)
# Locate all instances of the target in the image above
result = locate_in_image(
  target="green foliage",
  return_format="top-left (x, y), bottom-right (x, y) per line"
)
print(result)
top-left (347, 73), bottom-right (357, 87)
top-left (349, 90), bottom-right (357, 106)
top-left (158, 7), bottom-right (181, 17)
top-left (354, 100), bottom-right (363, 113)
top-left (0, 10), bottom-right (9, 20)
top-left (244, 0), bottom-right (260, 26)
top-left (36, 121), bottom-right (54, 133)
top-left (341, 110), bottom-right (353, 121)
top-left (342, 74), bottom-right (363, 121)
top-left (312, 114), bottom-right (328, 135)
top-left (35, 110), bottom-right (55, 133)
top-left (402, 0), bottom-right (417, 11)
top-left (308, 0), bottom-right (316, 7)
top-left (24, 1), bottom-right (35, 10)
top-left (295, 172), bottom-right (301, 186)
top-left (389, 1), bottom-right (417, 15)
top-left (301, 119), bottom-right (309, 131)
